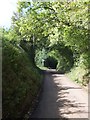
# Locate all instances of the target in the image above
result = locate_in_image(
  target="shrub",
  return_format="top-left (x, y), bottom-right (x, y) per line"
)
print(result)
top-left (2, 40), bottom-right (42, 118)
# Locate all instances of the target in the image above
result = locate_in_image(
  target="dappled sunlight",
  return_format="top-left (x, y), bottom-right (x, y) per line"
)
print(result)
top-left (52, 73), bottom-right (88, 118)
top-left (31, 71), bottom-right (88, 118)
top-left (2, 0), bottom-right (89, 118)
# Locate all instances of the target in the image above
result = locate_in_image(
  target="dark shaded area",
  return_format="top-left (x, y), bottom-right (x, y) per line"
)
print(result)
top-left (46, 69), bottom-right (65, 74)
top-left (20, 39), bottom-right (35, 65)
top-left (44, 56), bottom-right (58, 69)
top-left (50, 42), bottom-right (74, 73)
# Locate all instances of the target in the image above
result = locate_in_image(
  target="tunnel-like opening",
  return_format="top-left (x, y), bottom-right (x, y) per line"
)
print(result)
top-left (44, 56), bottom-right (58, 69)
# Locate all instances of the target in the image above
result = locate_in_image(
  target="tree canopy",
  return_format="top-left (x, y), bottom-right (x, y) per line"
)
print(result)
top-left (2, 0), bottom-right (90, 79)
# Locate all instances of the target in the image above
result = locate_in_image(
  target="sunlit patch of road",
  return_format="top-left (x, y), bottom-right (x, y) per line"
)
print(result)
top-left (53, 73), bottom-right (88, 118)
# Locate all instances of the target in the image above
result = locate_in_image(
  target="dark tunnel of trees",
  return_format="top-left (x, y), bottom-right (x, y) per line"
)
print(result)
top-left (2, 0), bottom-right (90, 119)
top-left (44, 56), bottom-right (58, 69)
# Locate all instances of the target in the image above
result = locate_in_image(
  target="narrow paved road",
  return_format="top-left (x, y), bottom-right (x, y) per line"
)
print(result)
top-left (31, 70), bottom-right (89, 119)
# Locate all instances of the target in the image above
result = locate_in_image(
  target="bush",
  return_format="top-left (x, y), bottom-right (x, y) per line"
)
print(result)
top-left (2, 40), bottom-right (42, 118)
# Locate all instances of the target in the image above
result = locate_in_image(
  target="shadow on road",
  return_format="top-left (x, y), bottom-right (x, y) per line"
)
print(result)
top-left (30, 70), bottom-right (88, 119)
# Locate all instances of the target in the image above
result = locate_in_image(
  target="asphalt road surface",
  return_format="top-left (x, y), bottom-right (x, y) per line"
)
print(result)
top-left (31, 69), bottom-right (89, 119)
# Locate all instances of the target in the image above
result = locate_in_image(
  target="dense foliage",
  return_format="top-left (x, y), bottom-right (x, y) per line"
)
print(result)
top-left (11, 0), bottom-right (89, 70)
top-left (2, 39), bottom-right (42, 118)
top-left (2, 0), bottom-right (90, 118)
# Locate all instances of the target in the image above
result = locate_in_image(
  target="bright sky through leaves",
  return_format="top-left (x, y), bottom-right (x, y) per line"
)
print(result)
top-left (0, 0), bottom-right (18, 28)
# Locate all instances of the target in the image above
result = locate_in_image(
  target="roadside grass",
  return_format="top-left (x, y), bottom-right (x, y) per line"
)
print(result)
top-left (66, 65), bottom-right (89, 86)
